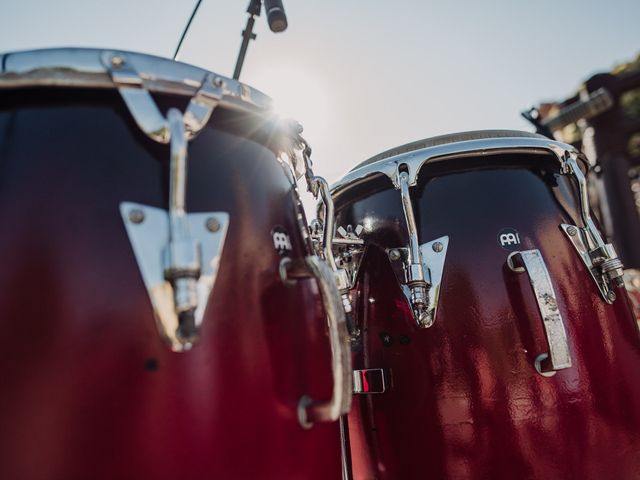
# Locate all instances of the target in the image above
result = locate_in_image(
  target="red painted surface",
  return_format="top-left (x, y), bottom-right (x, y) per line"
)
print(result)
top-left (625, 286), bottom-right (640, 326)
top-left (0, 90), bottom-right (341, 479)
top-left (335, 155), bottom-right (640, 479)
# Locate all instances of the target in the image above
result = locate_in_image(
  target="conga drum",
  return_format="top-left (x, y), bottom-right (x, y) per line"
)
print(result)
top-left (0, 48), bottom-right (350, 479)
top-left (330, 131), bottom-right (640, 479)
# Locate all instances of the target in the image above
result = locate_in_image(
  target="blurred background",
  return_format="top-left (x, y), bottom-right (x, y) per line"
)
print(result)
top-left (2, 0), bottom-right (638, 201)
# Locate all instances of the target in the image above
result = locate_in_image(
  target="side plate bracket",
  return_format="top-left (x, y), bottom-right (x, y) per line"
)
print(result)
top-left (560, 224), bottom-right (618, 303)
top-left (386, 236), bottom-right (449, 328)
top-left (120, 201), bottom-right (229, 351)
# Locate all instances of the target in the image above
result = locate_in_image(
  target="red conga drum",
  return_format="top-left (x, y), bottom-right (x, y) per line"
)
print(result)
top-left (330, 131), bottom-right (640, 479)
top-left (0, 48), bottom-right (350, 479)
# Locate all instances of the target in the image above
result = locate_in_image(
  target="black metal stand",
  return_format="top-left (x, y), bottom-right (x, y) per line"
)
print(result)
top-left (233, 0), bottom-right (262, 80)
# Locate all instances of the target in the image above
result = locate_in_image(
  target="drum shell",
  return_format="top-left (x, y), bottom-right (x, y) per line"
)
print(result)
top-left (0, 88), bottom-right (340, 479)
top-left (335, 155), bottom-right (640, 479)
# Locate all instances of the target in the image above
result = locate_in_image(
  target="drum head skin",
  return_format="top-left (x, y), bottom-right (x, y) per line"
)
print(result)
top-left (352, 129), bottom-right (547, 171)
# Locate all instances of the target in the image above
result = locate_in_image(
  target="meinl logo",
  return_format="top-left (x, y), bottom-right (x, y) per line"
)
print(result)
top-left (497, 227), bottom-right (521, 250)
top-left (271, 226), bottom-right (293, 257)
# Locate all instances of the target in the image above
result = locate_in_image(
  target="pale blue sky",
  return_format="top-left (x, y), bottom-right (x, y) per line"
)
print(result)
top-left (2, 1), bottom-right (639, 193)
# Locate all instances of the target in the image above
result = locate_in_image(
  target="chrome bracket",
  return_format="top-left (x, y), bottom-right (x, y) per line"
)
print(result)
top-left (120, 110), bottom-right (230, 352)
top-left (508, 249), bottom-right (572, 375)
top-left (333, 224), bottom-right (365, 290)
top-left (390, 168), bottom-right (449, 328)
top-left (560, 153), bottom-right (624, 303)
top-left (299, 140), bottom-right (358, 328)
top-left (397, 170), bottom-right (429, 326)
top-left (103, 51), bottom-right (222, 143)
top-left (386, 236), bottom-right (449, 328)
top-left (352, 368), bottom-right (387, 394)
top-left (121, 202), bottom-right (229, 352)
top-left (560, 224), bottom-right (621, 303)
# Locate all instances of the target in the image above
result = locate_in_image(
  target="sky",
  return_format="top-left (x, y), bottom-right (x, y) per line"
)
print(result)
top-left (2, 0), bottom-right (639, 208)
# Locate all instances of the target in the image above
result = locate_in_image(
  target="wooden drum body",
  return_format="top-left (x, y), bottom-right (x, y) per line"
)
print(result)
top-left (331, 131), bottom-right (640, 479)
top-left (0, 48), bottom-right (349, 480)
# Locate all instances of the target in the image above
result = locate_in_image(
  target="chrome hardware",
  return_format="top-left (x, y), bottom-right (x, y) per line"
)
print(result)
top-left (560, 153), bottom-right (624, 303)
top-left (0, 48), bottom-right (272, 144)
top-left (335, 225), bottom-right (365, 246)
top-left (105, 51), bottom-right (170, 142)
top-left (329, 132), bottom-right (620, 306)
top-left (120, 110), bottom-right (230, 352)
top-left (104, 52), bottom-right (222, 143)
top-left (163, 109), bottom-right (200, 336)
top-left (331, 133), bottom-right (581, 194)
top-left (182, 72), bottom-right (224, 136)
top-left (353, 368), bottom-right (387, 394)
top-left (386, 236), bottom-right (450, 328)
top-left (121, 202), bottom-right (229, 352)
top-left (397, 169), bottom-right (433, 327)
top-left (508, 250), bottom-right (572, 374)
top-left (1, 48), bottom-right (271, 112)
top-left (294, 136), bottom-right (360, 335)
top-left (128, 208), bottom-right (145, 224)
top-left (331, 225), bottom-right (365, 295)
top-left (561, 224), bottom-right (622, 303)
top-left (280, 256), bottom-right (352, 428)
top-left (206, 217), bottom-right (221, 232)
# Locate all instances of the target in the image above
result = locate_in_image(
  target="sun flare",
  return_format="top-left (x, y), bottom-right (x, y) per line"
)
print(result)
top-left (249, 65), bottom-right (333, 139)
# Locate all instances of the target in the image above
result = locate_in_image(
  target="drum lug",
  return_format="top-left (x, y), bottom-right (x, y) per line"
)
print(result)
top-left (560, 152), bottom-right (624, 303)
top-left (393, 168), bottom-right (450, 328)
top-left (560, 224), bottom-right (623, 303)
top-left (120, 109), bottom-right (230, 352)
top-left (386, 236), bottom-right (450, 328)
top-left (120, 202), bottom-right (229, 352)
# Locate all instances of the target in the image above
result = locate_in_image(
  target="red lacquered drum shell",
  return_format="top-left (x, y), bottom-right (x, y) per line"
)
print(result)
top-left (0, 86), bottom-right (340, 479)
top-left (334, 149), bottom-right (640, 479)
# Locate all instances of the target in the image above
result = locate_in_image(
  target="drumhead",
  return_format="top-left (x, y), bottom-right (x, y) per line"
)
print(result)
top-left (353, 130), bottom-right (547, 172)
top-left (332, 130), bottom-right (584, 195)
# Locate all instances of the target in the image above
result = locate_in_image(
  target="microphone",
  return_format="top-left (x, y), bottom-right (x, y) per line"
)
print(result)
top-left (264, 0), bottom-right (288, 32)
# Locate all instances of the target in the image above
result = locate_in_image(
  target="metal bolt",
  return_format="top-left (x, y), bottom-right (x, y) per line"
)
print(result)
top-left (212, 77), bottom-right (224, 88)
top-left (128, 209), bottom-right (145, 224)
top-left (388, 249), bottom-right (401, 261)
top-left (567, 226), bottom-right (578, 236)
top-left (110, 55), bottom-right (125, 67)
top-left (607, 290), bottom-right (617, 302)
top-left (206, 217), bottom-right (220, 232)
top-left (432, 241), bottom-right (444, 252)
